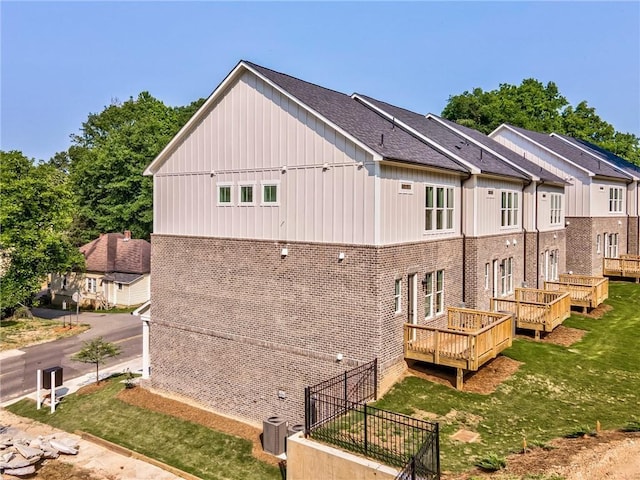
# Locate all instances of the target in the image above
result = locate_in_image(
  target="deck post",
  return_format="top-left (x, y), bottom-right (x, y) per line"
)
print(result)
top-left (535, 330), bottom-right (540, 341)
top-left (455, 368), bottom-right (464, 390)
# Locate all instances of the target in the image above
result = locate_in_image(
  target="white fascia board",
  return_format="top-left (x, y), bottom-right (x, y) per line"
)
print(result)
top-left (352, 94), bottom-right (480, 174)
top-left (490, 124), bottom-right (594, 178)
top-left (144, 62), bottom-right (383, 176)
top-left (550, 133), bottom-right (638, 181)
top-left (426, 114), bottom-right (539, 182)
top-left (132, 300), bottom-right (151, 316)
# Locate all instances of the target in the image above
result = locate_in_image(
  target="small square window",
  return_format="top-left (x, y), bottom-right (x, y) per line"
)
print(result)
top-left (238, 183), bottom-right (255, 205)
top-left (261, 182), bottom-right (280, 205)
top-left (217, 184), bottom-right (232, 205)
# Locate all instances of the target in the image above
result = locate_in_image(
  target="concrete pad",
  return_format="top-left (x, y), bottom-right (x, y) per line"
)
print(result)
top-left (451, 429), bottom-right (480, 443)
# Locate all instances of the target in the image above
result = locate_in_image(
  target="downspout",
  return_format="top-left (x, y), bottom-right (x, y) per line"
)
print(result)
top-left (523, 178), bottom-right (535, 288)
top-left (460, 172), bottom-right (472, 306)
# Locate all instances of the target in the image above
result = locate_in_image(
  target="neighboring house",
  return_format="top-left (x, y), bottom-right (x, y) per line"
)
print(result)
top-left (50, 231), bottom-right (150, 308)
top-left (490, 125), bottom-right (637, 276)
top-left (142, 60), bottom-right (567, 425)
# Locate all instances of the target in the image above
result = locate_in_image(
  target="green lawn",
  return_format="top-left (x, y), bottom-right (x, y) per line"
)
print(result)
top-left (374, 281), bottom-right (640, 472)
top-left (6, 379), bottom-right (280, 480)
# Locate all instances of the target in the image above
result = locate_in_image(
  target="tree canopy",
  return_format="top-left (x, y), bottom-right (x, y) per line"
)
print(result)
top-left (68, 92), bottom-right (204, 244)
top-left (0, 150), bottom-right (84, 316)
top-left (442, 79), bottom-right (640, 164)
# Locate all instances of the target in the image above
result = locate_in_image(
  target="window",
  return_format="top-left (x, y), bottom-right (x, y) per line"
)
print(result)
top-left (394, 279), bottom-right (402, 314)
top-left (239, 183), bottom-right (255, 205)
top-left (62, 275), bottom-right (68, 290)
top-left (609, 187), bottom-right (623, 213)
top-left (550, 250), bottom-right (559, 281)
top-left (261, 182), bottom-right (279, 205)
top-left (86, 278), bottom-right (96, 293)
top-left (500, 258), bottom-right (513, 296)
top-left (217, 184), bottom-right (232, 205)
top-left (117, 283), bottom-right (123, 291)
top-left (605, 233), bottom-right (619, 258)
top-left (596, 234), bottom-right (602, 254)
top-left (424, 269), bottom-right (444, 318)
top-left (550, 194), bottom-right (562, 225)
top-left (501, 191), bottom-right (519, 227)
top-left (425, 185), bottom-right (454, 231)
top-left (484, 263), bottom-right (490, 290)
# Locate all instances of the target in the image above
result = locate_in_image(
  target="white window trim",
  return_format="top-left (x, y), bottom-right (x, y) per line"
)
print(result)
top-left (596, 234), bottom-right (601, 254)
top-left (549, 193), bottom-right (562, 225)
top-left (609, 187), bottom-right (624, 213)
top-left (424, 184), bottom-right (455, 233)
top-left (484, 263), bottom-right (490, 290)
top-left (216, 182), bottom-right (234, 206)
top-left (500, 191), bottom-right (519, 228)
top-left (424, 269), bottom-right (445, 319)
top-left (394, 279), bottom-right (402, 314)
top-left (260, 180), bottom-right (280, 206)
top-left (398, 181), bottom-right (414, 195)
top-left (86, 277), bottom-right (97, 294)
top-left (238, 181), bottom-right (256, 206)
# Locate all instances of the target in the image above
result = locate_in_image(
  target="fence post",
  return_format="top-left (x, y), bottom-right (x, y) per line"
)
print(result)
top-left (304, 386), bottom-right (310, 437)
top-left (373, 358), bottom-right (378, 400)
top-left (435, 422), bottom-right (441, 477)
top-left (411, 457), bottom-right (416, 480)
top-left (363, 404), bottom-right (368, 456)
top-left (344, 370), bottom-right (348, 412)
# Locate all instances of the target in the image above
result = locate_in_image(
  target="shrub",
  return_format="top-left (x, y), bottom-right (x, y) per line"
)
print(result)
top-left (476, 453), bottom-right (506, 471)
top-left (621, 419), bottom-right (640, 432)
top-left (13, 306), bottom-right (33, 320)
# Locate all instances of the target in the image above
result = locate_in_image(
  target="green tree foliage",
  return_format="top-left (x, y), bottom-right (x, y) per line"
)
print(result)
top-left (0, 151), bottom-right (84, 316)
top-left (71, 336), bottom-right (122, 384)
top-left (442, 79), bottom-right (640, 164)
top-left (68, 93), bottom-right (204, 244)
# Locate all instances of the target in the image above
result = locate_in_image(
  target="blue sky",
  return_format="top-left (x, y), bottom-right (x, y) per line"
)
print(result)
top-left (2, 1), bottom-right (639, 162)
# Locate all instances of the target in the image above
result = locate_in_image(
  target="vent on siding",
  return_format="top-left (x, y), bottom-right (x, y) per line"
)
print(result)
top-left (399, 182), bottom-right (414, 194)
top-left (487, 190), bottom-right (494, 196)
top-left (600, 186), bottom-right (605, 191)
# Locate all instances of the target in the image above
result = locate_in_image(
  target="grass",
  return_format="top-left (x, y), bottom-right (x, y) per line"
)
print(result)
top-left (374, 281), bottom-right (640, 472)
top-left (0, 317), bottom-right (90, 351)
top-left (6, 377), bottom-right (281, 480)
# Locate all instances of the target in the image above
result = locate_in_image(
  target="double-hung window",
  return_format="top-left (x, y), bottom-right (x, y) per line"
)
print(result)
top-left (605, 233), bottom-right (619, 258)
top-left (424, 269), bottom-right (444, 318)
top-left (499, 258), bottom-right (513, 296)
top-left (549, 194), bottom-right (562, 225)
top-left (425, 185), bottom-right (454, 232)
top-left (394, 279), bottom-right (401, 314)
top-left (86, 277), bottom-right (97, 294)
top-left (609, 187), bottom-right (623, 213)
top-left (501, 191), bottom-right (519, 227)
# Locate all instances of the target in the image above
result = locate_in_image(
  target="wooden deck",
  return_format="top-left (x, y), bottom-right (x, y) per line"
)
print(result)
top-left (544, 274), bottom-right (609, 312)
top-left (603, 256), bottom-right (640, 281)
top-left (490, 288), bottom-right (571, 339)
top-left (404, 307), bottom-right (513, 389)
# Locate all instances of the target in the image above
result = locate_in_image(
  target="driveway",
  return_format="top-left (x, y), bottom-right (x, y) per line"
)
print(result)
top-left (0, 308), bottom-right (143, 403)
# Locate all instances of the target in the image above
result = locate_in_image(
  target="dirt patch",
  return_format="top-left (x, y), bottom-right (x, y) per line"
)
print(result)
top-left (442, 431), bottom-right (640, 480)
top-left (576, 303), bottom-right (613, 319)
top-left (408, 356), bottom-right (522, 394)
top-left (21, 460), bottom-right (108, 480)
top-left (539, 325), bottom-right (587, 347)
top-left (76, 381), bottom-right (109, 396)
top-left (117, 387), bottom-right (280, 467)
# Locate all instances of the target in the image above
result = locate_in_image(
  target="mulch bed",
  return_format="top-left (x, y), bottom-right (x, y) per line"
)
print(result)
top-left (117, 387), bottom-right (280, 466)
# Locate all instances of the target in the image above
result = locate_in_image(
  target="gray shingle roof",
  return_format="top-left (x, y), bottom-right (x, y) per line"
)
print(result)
top-left (354, 94), bottom-right (529, 181)
top-left (244, 62), bottom-right (468, 173)
top-left (431, 115), bottom-right (566, 184)
top-left (552, 134), bottom-right (640, 180)
top-left (506, 125), bottom-right (631, 180)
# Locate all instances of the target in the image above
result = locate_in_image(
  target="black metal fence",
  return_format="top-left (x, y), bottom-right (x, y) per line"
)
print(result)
top-left (304, 359), bottom-right (439, 479)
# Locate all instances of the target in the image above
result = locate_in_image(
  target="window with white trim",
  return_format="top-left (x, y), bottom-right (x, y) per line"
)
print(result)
top-left (501, 191), bottom-right (519, 227)
top-left (596, 234), bottom-right (601, 254)
top-left (550, 249), bottom-right (559, 281)
top-left (425, 185), bottom-right (454, 231)
top-left (500, 258), bottom-right (513, 296)
top-left (117, 283), bottom-right (123, 291)
top-left (394, 279), bottom-right (401, 314)
top-left (550, 193), bottom-right (562, 225)
top-left (238, 183), bottom-right (255, 205)
top-left (261, 182), bottom-right (279, 205)
top-left (484, 263), bottom-right (490, 290)
top-left (217, 183), bottom-right (233, 205)
top-left (86, 277), bottom-right (97, 293)
top-left (424, 269), bottom-right (444, 318)
top-left (609, 187), bottom-right (623, 213)
top-left (605, 233), bottom-right (619, 258)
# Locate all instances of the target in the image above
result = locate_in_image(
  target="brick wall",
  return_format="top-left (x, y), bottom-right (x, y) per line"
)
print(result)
top-left (628, 216), bottom-right (639, 255)
top-left (567, 217), bottom-right (628, 276)
top-left (537, 230), bottom-right (567, 285)
top-left (149, 234), bottom-right (465, 424)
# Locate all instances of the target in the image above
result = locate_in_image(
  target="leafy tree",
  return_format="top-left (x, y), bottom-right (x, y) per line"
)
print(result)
top-left (442, 79), bottom-right (640, 164)
top-left (68, 93), bottom-right (205, 244)
top-left (71, 336), bottom-right (122, 384)
top-left (0, 151), bottom-right (84, 317)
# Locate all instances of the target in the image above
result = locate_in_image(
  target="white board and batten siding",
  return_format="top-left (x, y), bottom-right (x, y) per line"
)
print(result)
top-left (589, 178), bottom-right (629, 217)
top-left (492, 129), bottom-right (593, 217)
top-left (536, 184), bottom-right (565, 232)
top-left (466, 176), bottom-right (523, 237)
top-left (378, 165), bottom-right (461, 244)
top-left (153, 71), bottom-right (377, 245)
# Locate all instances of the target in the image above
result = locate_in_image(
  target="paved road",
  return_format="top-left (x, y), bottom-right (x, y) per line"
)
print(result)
top-left (0, 308), bottom-right (143, 403)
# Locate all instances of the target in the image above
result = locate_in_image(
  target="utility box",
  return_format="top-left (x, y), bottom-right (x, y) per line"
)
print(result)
top-left (42, 367), bottom-right (63, 390)
top-left (263, 416), bottom-right (287, 455)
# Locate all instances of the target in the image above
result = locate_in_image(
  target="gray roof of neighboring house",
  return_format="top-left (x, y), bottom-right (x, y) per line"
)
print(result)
top-left (506, 125), bottom-right (631, 180)
top-left (432, 115), bottom-right (566, 184)
top-left (552, 134), bottom-right (640, 180)
top-left (245, 62), bottom-right (468, 173)
top-left (354, 94), bottom-right (529, 181)
top-left (102, 272), bottom-right (145, 284)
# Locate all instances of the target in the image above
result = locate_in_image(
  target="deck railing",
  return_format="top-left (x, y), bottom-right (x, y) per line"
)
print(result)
top-left (545, 275), bottom-right (609, 311)
top-left (404, 308), bottom-right (513, 389)
top-left (491, 288), bottom-right (570, 339)
top-left (604, 256), bottom-right (640, 280)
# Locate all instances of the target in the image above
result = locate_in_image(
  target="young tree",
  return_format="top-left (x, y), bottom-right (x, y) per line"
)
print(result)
top-left (0, 151), bottom-right (84, 316)
top-left (71, 337), bottom-right (122, 384)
